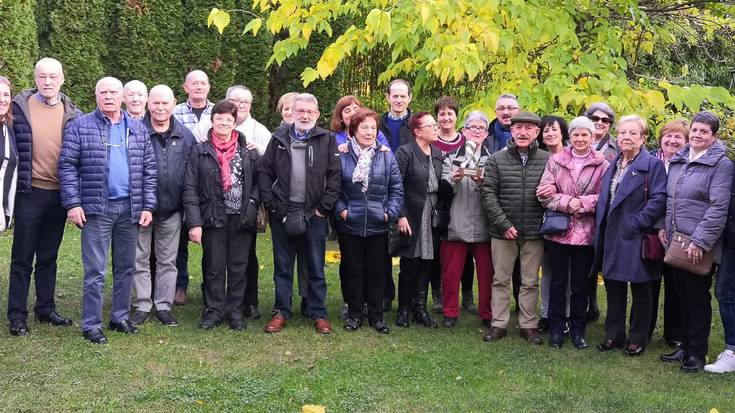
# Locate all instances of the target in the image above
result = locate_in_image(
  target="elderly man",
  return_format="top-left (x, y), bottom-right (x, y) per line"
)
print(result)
top-left (59, 77), bottom-right (156, 344)
top-left (481, 111), bottom-right (550, 345)
top-left (259, 93), bottom-right (341, 334)
top-left (484, 93), bottom-right (520, 153)
top-left (172, 69), bottom-right (214, 305)
top-left (192, 84), bottom-right (271, 319)
top-left (123, 80), bottom-right (148, 120)
top-left (7, 57), bottom-right (81, 336)
top-left (129, 85), bottom-right (195, 327)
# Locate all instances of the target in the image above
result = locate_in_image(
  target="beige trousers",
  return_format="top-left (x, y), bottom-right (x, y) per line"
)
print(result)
top-left (490, 238), bottom-right (544, 329)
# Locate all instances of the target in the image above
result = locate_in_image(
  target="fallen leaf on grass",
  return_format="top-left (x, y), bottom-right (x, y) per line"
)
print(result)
top-left (455, 376), bottom-right (463, 381)
top-left (302, 405), bottom-right (326, 413)
top-left (325, 250), bottom-right (341, 263)
top-left (710, 409), bottom-right (719, 413)
top-left (285, 350), bottom-right (292, 356)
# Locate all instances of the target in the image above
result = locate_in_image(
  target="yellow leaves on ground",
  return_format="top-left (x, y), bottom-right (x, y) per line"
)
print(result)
top-left (207, 8), bottom-right (231, 35)
top-left (302, 405), bottom-right (326, 413)
top-left (325, 250), bottom-right (341, 264)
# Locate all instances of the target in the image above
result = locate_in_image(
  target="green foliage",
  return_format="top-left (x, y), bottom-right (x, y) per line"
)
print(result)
top-left (38, 0), bottom-right (108, 111)
top-left (0, 0), bottom-right (39, 90)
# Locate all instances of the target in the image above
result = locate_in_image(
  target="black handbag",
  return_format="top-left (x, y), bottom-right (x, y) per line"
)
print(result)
top-left (283, 205), bottom-right (307, 236)
top-left (538, 211), bottom-right (570, 235)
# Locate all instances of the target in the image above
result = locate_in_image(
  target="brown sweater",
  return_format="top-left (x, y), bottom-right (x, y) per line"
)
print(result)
top-left (28, 96), bottom-right (64, 189)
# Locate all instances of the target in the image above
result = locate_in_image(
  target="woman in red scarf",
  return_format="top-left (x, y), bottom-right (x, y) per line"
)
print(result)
top-left (184, 100), bottom-right (260, 331)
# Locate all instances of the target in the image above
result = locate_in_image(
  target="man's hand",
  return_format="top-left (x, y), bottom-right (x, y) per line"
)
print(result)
top-left (68, 206), bottom-right (86, 229)
top-left (398, 217), bottom-right (412, 236)
top-left (139, 211), bottom-right (153, 227)
top-left (314, 209), bottom-right (325, 218)
top-left (503, 226), bottom-right (518, 240)
top-left (339, 210), bottom-right (348, 221)
top-left (189, 226), bottom-right (202, 244)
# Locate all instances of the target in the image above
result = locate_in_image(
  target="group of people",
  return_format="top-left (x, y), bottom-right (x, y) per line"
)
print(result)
top-left (2, 57), bottom-right (735, 375)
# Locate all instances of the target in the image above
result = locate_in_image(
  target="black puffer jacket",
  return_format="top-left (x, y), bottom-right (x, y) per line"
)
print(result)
top-left (481, 139), bottom-right (550, 239)
top-left (257, 124), bottom-right (341, 219)
top-left (183, 131), bottom-right (259, 229)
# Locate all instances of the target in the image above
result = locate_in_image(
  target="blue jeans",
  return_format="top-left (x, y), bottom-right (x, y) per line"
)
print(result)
top-left (270, 214), bottom-right (328, 319)
top-left (716, 242), bottom-right (735, 350)
top-left (80, 199), bottom-right (138, 331)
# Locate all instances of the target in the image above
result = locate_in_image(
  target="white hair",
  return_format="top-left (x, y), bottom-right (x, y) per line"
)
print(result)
top-left (184, 70), bottom-right (209, 84)
top-left (123, 80), bottom-right (148, 95)
top-left (34, 57), bottom-right (63, 74)
top-left (226, 85), bottom-right (253, 101)
top-left (568, 116), bottom-right (596, 135)
top-left (293, 93), bottom-right (318, 107)
top-left (95, 77), bottom-right (123, 93)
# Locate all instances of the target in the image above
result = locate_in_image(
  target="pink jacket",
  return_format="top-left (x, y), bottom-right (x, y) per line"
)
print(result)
top-left (538, 147), bottom-right (609, 246)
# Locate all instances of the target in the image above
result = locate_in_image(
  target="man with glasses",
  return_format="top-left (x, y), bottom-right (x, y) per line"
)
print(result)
top-left (259, 93), bottom-right (341, 334)
top-left (59, 77), bottom-right (156, 344)
top-left (484, 93), bottom-right (521, 153)
top-left (481, 111), bottom-right (549, 345)
top-left (7, 57), bottom-right (81, 336)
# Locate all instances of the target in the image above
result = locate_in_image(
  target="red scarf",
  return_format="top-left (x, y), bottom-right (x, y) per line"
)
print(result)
top-left (210, 130), bottom-right (239, 192)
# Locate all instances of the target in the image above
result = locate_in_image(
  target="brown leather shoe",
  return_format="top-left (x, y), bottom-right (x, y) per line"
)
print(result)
top-left (174, 289), bottom-right (187, 306)
top-left (520, 328), bottom-right (543, 345)
top-left (483, 326), bottom-right (507, 342)
top-left (264, 313), bottom-right (286, 333)
top-left (314, 318), bottom-right (332, 334)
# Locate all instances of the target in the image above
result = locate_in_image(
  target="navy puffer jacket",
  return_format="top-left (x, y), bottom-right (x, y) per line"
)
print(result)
top-left (11, 89), bottom-right (82, 193)
top-left (334, 143), bottom-right (403, 237)
top-left (59, 109), bottom-right (156, 222)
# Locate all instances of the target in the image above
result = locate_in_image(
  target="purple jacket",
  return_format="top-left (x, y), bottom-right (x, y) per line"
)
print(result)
top-left (538, 147), bottom-right (609, 246)
top-left (665, 140), bottom-right (734, 259)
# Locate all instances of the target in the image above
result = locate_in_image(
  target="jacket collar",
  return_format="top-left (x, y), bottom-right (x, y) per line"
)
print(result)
top-left (553, 146), bottom-right (607, 169)
top-left (670, 140), bottom-right (727, 167)
top-left (409, 139), bottom-right (442, 161)
top-left (143, 114), bottom-right (187, 139)
top-left (13, 89), bottom-right (79, 119)
top-left (506, 138), bottom-right (539, 158)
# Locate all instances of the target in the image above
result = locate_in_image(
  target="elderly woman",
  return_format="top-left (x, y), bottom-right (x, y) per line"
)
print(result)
top-left (184, 100), bottom-right (260, 331)
top-left (537, 117), bottom-right (608, 349)
top-left (594, 115), bottom-right (667, 356)
top-left (394, 111), bottom-right (444, 329)
top-left (649, 119), bottom-right (689, 346)
top-left (0, 76), bottom-right (17, 231)
top-left (335, 108), bottom-right (403, 334)
top-left (439, 111), bottom-right (494, 328)
top-left (537, 115), bottom-right (570, 331)
top-left (658, 112), bottom-right (734, 372)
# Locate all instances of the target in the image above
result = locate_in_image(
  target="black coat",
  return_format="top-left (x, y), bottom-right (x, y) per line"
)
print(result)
top-left (183, 131), bottom-right (259, 229)
top-left (394, 140), bottom-right (443, 256)
top-left (257, 124), bottom-right (341, 219)
top-left (144, 115), bottom-right (196, 220)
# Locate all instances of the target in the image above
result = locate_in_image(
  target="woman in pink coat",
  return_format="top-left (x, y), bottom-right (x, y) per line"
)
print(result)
top-left (537, 116), bottom-right (609, 349)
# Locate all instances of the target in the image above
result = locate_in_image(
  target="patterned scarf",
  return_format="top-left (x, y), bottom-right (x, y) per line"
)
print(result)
top-left (210, 130), bottom-right (239, 192)
top-left (350, 138), bottom-right (376, 192)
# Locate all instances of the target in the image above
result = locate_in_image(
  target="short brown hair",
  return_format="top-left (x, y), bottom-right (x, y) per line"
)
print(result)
top-left (330, 95), bottom-right (363, 132)
top-left (434, 96), bottom-right (458, 117)
top-left (211, 100), bottom-right (238, 121)
top-left (659, 119), bottom-right (689, 144)
top-left (347, 108), bottom-right (380, 139)
top-left (0, 76), bottom-right (13, 126)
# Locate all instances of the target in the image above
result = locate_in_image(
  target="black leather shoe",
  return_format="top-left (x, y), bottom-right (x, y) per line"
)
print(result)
top-left (624, 343), bottom-right (645, 356)
top-left (243, 305), bottom-right (261, 320)
top-left (156, 310), bottom-right (178, 326)
top-left (413, 310), bottom-right (438, 329)
top-left (661, 347), bottom-right (687, 363)
top-left (371, 320), bottom-right (390, 334)
top-left (442, 316), bottom-right (457, 328)
top-left (538, 317), bottom-right (549, 333)
top-left (344, 318), bottom-right (361, 331)
top-left (597, 339), bottom-right (623, 352)
top-left (549, 333), bottom-right (563, 349)
top-left (396, 308), bottom-right (410, 327)
top-left (109, 320), bottom-right (139, 334)
top-left (83, 328), bottom-right (108, 344)
top-left (681, 355), bottom-right (705, 373)
top-left (9, 319), bottom-right (29, 336)
top-left (229, 317), bottom-right (246, 331)
top-left (36, 311), bottom-right (73, 326)
top-left (199, 316), bottom-right (221, 330)
top-left (572, 336), bottom-right (589, 350)
top-left (129, 310), bottom-right (150, 326)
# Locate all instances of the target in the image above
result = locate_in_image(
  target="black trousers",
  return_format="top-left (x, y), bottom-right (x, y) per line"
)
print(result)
top-left (7, 188), bottom-right (67, 322)
top-left (604, 279), bottom-right (655, 346)
top-left (546, 242), bottom-right (594, 337)
top-left (384, 255), bottom-right (395, 301)
top-left (338, 232), bottom-right (388, 323)
top-left (398, 257), bottom-right (432, 310)
top-left (649, 264), bottom-right (684, 343)
top-left (243, 242), bottom-right (259, 307)
top-left (671, 267), bottom-right (713, 359)
top-left (201, 214), bottom-right (255, 320)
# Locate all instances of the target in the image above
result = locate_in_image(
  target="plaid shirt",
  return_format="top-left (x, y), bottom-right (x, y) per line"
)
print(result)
top-left (173, 100), bottom-right (213, 132)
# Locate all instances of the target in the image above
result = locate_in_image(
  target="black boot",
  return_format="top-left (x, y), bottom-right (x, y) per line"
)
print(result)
top-left (412, 291), bottom-right (438, 329)
top-left (396, 308), bottom-right (410, 327)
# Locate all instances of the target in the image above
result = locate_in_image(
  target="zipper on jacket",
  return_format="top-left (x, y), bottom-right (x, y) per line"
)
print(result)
top-left (520, 159), bottom-right (526, 237)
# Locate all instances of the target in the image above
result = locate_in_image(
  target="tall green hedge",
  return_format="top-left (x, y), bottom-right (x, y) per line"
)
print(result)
top-left (37, 0), bottom-right (108, 111)
top-left (0, 0), bottom-right (39, 90)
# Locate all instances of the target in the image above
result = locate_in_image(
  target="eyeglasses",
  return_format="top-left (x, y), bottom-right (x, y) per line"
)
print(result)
top-left (465, 125), bottom-right (488, 132)
top-left (295, 109), bottom-right (318, 116)
top-left (229, 99), bottom-right (252, 106)
top-left (495, 106), bottom-right (519, 112)
top-left (589, 115), bottom-right (612, 125)
top-left (418, 124), bottom-right (439, 131)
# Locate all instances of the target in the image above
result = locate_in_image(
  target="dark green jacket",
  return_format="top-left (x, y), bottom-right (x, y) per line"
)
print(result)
top-left (481, 139), bottom-right (550, 239)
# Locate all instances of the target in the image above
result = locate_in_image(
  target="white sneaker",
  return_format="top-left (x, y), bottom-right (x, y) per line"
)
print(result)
top-left (704, 350), bottom-right (735, 373)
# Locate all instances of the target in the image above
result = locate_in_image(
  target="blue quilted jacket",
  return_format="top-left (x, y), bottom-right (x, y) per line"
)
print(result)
top-left (11, 89), bottom-right (82, 193)
top-left (334, 143), bottom-right (403, 237)
top-left (59, 109), bottom-right (156, 222)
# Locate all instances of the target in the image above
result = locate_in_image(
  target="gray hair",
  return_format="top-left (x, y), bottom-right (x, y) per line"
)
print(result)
top-left (184, 70), bottom-right (209, 84)
top-left (34, 57), bottom-right (63, 74)
top-left (95, 77), bottom-right (123, 93)
top-left (495, 93), bottom-right (518, 106)
top-left (463, 110), bottom-right (489, 128)
top-left (617, 114), bottom-right (648, 136)
top-left (148, 84), bottom-right (175, 100)
top-left (123, 80), bottom-right (147, 95)
top-left (568, 116), bottom-right (596, 135)
top-left (585, 102), bottom-right (616, 122)
top-left (225, 85), bottom-right (253, 101)
top-left (293, 93), bottom-right (318, 107)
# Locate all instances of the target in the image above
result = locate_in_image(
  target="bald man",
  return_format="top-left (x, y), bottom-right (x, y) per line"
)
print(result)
top-left (7, 57), bottom-right (82, 336)
top-left (59, 77), bottom-right (156, 344)
top-left (172, 70), bottom-right (214, 305)
top-left (129, 85), bottom-right (195, 327)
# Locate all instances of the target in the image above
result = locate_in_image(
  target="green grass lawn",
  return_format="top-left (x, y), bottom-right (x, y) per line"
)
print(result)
top-left (0, 224), bottom-right (731, 412)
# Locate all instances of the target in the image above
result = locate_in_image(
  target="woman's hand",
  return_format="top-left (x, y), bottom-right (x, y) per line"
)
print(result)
top-left (536, 183), bottom-right (556, 199)
top-left (398, 217), bottom-right (412, 236)
top-left (568, 197), bottom-right (582, 214)
top-left (451, 170), bottom-right (463, 183)
top-left (384, 213), bottom-right (389, 222)
top-left (658, 229), bottom-right (668, 248)
top-left (686, 243), bottom-right (705, 265)
top-left (338, 143), bottom-right (349, 153)
top-left (340, 209), bottom-right (348, 221)
top-left (189, 226), bottom-right (202, 244)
